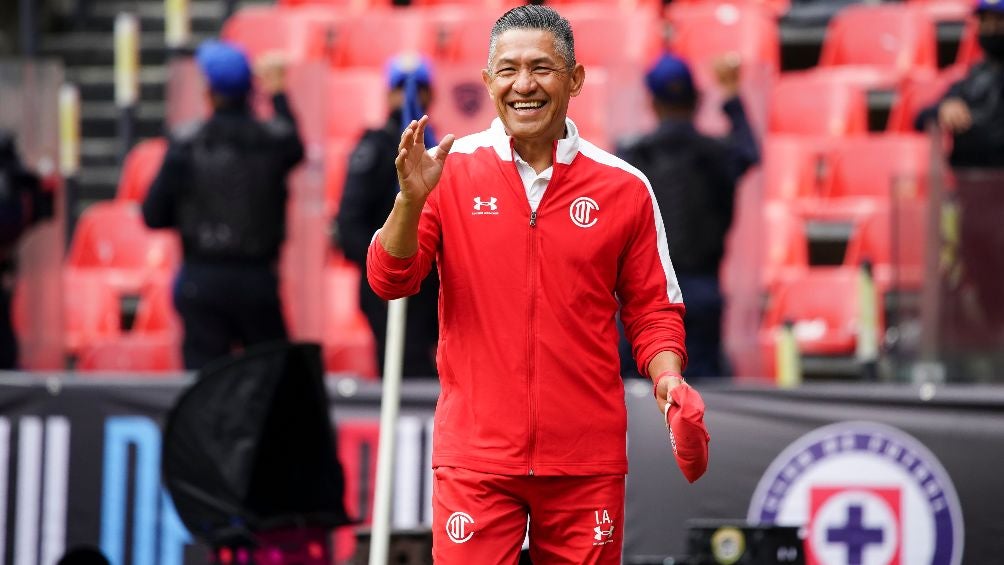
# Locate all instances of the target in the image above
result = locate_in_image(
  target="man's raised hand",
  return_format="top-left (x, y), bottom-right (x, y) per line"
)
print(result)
top-left (395, 115), bottom-right (455, 204)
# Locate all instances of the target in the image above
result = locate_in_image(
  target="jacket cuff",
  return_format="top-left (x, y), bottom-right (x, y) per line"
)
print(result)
top-left (639, 345), bottom-right (688, 379)
top-left (369, 231), bottom-right (418, 271)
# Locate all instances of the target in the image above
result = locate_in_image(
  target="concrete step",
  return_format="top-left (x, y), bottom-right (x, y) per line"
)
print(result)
top-left (67, 65), bottom-right (169, 102)
top-left (77, 166), bottom-right (122, 200)
top-left (41, 31), bottom-right (216, 67)
top-left (81, 100), bottom-right (167, 138)
top-left (81, 1), bottom-right (227, 35)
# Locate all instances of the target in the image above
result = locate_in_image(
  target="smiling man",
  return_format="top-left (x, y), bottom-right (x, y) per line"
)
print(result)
top-left (366, 5), bottom-right (694, 563)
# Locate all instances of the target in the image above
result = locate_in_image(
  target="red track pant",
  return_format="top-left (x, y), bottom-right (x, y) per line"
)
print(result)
top-left (432, 466), bottom-right (625, 564)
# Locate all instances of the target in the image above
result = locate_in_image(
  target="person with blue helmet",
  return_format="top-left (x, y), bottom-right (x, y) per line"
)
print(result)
top-left (334, 53), bottom-right (440, 377)
top-left (618, 52), bottom-right (759, 380)
top-left (916, 0), bottom-right (1004, 167)
top-left (143, 41), bottom-right (304, 370)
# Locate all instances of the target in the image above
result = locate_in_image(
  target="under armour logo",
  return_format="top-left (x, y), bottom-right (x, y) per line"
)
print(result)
top-left (473, 196), bottom-right (498, 211)
top-left (594, 525), bottom-right (615, 541)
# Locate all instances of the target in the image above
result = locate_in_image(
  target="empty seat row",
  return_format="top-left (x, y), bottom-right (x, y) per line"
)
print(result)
top-left (762, 201), bottom-right (929, 292)
top-left (222, 4), bottom-right (664, 70)
top-left (763, 133), bottom-right (931, 207)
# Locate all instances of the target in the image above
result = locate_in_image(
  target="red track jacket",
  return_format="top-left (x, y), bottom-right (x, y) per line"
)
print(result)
top-left (368, 118), bottom-right (686, 476)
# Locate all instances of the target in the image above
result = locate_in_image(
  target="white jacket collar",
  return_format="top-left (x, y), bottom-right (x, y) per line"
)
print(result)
top-left (488, 117), bottom-right (581, 166)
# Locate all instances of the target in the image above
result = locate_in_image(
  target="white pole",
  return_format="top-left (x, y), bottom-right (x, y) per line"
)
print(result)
top-left (369, 296), bottom-right (408, 565)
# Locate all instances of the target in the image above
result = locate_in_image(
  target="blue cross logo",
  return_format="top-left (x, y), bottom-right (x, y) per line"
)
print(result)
top-left (826, 504), bottom-right (885, 565)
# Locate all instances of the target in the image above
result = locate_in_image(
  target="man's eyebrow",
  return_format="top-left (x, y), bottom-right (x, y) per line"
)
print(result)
top-left (494, 56), bottom-right (559, 67)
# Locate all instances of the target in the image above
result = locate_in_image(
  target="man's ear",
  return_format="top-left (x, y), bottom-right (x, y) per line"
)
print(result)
top-left (569, 63), bottom-right (586, 98)
top-left (481, 68), bottom-right (494, 99)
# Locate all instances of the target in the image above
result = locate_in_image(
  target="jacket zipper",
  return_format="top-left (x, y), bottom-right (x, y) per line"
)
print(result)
top-left (527, 209), bottom-right (538, 475)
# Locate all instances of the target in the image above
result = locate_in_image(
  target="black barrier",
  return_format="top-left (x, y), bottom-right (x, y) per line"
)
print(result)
top-left (0, 375), bottom-right (1000, 564)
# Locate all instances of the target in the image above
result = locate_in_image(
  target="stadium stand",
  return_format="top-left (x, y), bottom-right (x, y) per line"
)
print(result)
top-left (323, 139), bottom-right (354, 218)
top-left (328, 9), bottom-right (432, 68)
top-left (60, 269), bottom-right (122, 354)
top-left (758, 267), bottom-right (883, 372)
top-left (844, 200), bottom-right (929, 291)
top-left (762, 203), bottom-right (809, 289)
top-left (77, 334), bottom-right (183, 372)
top-left (115, 137), bottom-right (167, 202)
top-left (221, 5), bottom-right (345, 64)
top-left (818, 4), bottom-right (939, 76)
top-left (886, 64), bottom-right (968, 131)
top-left (664, 1), bottom-right (782, 73)
top-left (768, 72), bottom-right (869, 135)
top-left (65, 201), bottom-right (181, 294)
top-left (326, 70), bottom-right (388, 142)
top-left (322, 260), bottom-right (377, 378)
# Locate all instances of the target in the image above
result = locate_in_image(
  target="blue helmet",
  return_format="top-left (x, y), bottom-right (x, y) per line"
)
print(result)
top-left (196, 40), bottom-right (252, 97)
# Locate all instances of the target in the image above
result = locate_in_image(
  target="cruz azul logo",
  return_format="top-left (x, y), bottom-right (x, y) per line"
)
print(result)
top-left (446, 511), bottom-right (475, 544)
top-left (472, 196), bottom-right (498, 216)
top-left (569, 196), bottom-right (599, 228)
top-left (748, 421), bottom-right (964, 565)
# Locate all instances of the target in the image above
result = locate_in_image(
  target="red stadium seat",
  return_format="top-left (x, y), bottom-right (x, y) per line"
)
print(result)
top-left (827, 134), bottom-right (931, 207)
top-left (762, 135), bottom-right (835, 203)
top-left (323, 140), bottom-right (355, 219)
top-left (819, 4), bottom-right (938, 75)
top-left (412, 0), bottom-right (520, 9)
top-left (116, 137), bottom-right (167, 202)
top-left (768, 73), bottom-right (869, 136)
top-left (222, 6), bottom-right (344, 64)
top-left (77, 335), bottom-right (182, 373)
top-left (63, 269), bottom-right (121, 353)
top-left (568, 69), bottom-right (612, 149)
top-left (845, 200), bottom-right (929, 291)
top-left (887, 65), bottom-right (967, 132)
top-left (955, 15), bottom-right (983, 67)
top-left (322, 262), bottom-right (377, 378)
top-left (329, 10), bottom-right (431, 69)
top-left (428, 63), bottom-right (497, 138)
top-left (759, 267), bottom-right (881, 357)
top-left (559, 6), bottom-right (662, 67)
top-left (132, 278), bottom-right (182, 336)
top-left (277, 0), bottom-right (392, 7)
top-left (422, 6), bottom-right (501, 63)
top-left (665, 1), bottom-right (781, 73)
top-left (548, 0), bottom-right (661, 6)
top-left (326, 70), bottom-right (388, 143)
top-left (66, 201), bottom-right (182, 293)
top-left (670, 0), bottom-right (791, 17)
top-left (762, 203), bottom-right (809, 289)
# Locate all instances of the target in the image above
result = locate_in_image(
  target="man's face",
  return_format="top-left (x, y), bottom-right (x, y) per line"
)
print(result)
top-left (482, 28), bottom-right (585, 144)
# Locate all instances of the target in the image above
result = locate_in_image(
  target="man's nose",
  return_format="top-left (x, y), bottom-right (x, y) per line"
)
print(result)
top-left (512, 69), bottom-right (537, 94)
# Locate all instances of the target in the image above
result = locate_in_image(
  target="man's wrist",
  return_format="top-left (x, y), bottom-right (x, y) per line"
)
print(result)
top-left (653, 370), bottom-right (684, 399)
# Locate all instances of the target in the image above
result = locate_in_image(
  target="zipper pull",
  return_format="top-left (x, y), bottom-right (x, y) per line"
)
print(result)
top-left (530, 211), bottom-right (537, 227)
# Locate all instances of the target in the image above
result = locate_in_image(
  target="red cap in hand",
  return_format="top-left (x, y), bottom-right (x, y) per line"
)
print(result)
top-left (666, 384), bottom-right (710, 483)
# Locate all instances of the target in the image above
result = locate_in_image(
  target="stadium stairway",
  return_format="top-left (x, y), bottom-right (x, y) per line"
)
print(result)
top-left (38, 0), bottom-right (268, 220)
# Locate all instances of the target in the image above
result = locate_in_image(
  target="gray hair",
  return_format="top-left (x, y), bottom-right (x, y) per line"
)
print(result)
top-left (487, 5), bottom-right (576, 70)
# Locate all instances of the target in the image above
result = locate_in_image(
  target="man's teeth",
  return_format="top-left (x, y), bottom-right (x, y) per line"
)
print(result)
top-left (512, 101), bottom-right (544, 110)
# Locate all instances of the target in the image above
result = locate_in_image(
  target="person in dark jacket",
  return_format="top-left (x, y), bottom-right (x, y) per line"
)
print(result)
top-left (619, 53), bottom-right (759, 379)
top-left (916, 0), bottom-right (1004, 167)
top-left (0, 130), bottom-right (53, 369)
top-left (143, 41), bottom-right (303, 370)
top-left (334, 54), bottom-right (439, 377)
